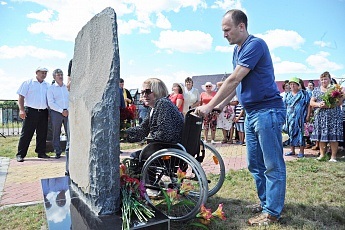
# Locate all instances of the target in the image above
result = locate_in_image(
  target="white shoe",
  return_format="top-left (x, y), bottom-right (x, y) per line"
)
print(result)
top-left (329, 158), bottom-right (337, 163)
top-left (211, 140), bottom-right (216, 144)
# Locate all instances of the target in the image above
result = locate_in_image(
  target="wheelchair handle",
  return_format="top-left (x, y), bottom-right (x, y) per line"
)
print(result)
top-left (187, 108), bottom-right (221, 117)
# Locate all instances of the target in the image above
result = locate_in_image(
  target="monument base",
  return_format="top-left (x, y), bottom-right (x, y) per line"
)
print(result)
top-left (41, 176), bottom-right (170, 230)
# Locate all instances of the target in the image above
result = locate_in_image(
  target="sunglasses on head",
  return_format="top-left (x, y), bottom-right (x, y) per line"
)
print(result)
top-left (141, 89), bottom-right (153, 95)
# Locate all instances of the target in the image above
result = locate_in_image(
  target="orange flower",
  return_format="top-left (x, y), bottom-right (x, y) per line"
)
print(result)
top-left (196, 204), bottom-right (213, 220)
top-left (180, 181), bottom-right (194, 195)
top-left (176, 167), bottom-right (186, 183)
top-left (119, 164), bottom-right (127, 177)
top-left (212, 203), bottom-right (226, 220)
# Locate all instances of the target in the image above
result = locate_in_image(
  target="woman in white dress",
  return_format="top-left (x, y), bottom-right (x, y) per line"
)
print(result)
top-left (216, 82), bottom-right (238, 143)
top-left (182, 77), bottom-right (200, 115)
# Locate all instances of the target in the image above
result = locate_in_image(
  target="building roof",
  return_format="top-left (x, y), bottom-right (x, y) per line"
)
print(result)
top-left (192, 73), bottom-right (231, 92)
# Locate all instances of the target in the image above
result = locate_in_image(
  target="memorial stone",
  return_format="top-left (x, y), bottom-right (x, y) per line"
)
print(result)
top-left (68, 7), bottom-right (121, 215)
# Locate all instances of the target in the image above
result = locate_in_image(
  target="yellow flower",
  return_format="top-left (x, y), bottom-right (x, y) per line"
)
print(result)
top-left (196, 204), bottom-right (213, 220)
top-left (212, 203), bottom-right (226, 220)
top-left (180, 181), bottom-right (194, 195)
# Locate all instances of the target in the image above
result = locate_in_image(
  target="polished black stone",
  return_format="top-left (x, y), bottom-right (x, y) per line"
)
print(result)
top-left (41, 176), bottom-right (170, 229)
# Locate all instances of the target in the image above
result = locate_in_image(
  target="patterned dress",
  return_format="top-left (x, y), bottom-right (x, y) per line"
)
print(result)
top-left (283, 90), bottom-right (310, 146)
top-left (310, 87), bottom-right (343, 142)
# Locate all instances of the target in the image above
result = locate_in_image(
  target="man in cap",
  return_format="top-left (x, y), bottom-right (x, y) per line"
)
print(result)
top-left (47, 69), bottom-right (69, 159)
top-left (16, 67), bottom-right (51, 162)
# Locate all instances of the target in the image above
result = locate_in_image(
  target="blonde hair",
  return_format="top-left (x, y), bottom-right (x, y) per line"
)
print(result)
top-left (143, 78), bottom-right (169, 99)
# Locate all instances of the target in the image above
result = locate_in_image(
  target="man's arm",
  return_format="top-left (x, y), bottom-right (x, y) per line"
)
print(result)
top-left (196, 65), bottom-right (250, 115)
top-left (18, 95), bottom-right (26, 119)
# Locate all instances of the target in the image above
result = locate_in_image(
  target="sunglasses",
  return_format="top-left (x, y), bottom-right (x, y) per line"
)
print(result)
top-left (206, 85), bottom-right (212, 88)
top-left (141, 89), bottom-right (153, 96)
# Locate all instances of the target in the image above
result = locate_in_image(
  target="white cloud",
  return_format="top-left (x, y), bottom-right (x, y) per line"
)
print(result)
top-left (314, 40), bottom-right (332, 48)
top-left (255, 29), bottom-right (305, 50)
top-left (27, 9), bottom-right (54, 22)
top-left (211, 0), bottom-right (243, 10)
top-left (215, 45), bottom-right (233, 53)
top-left (1, 1), bottom-right (7, 5)
top-left (306, 51), bottom-right (343, 73)
top-left (155, 12), bottom-right (171, 29)
top-left (18, 0), bottom-right (207, 41)
top-left (0, 69), bottom-right (23, 99)
top-left (0, 45), bottom-right (66, 59)
top-left (274, 61), bottom-right (308, 74)
top-left (270, 53), bottom-right (281, 63)
top-left (152, 30), bottom-right (213, 53)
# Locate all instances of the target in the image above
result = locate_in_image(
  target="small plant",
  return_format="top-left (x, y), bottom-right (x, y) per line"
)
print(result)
top-left (189, 203), bottom-right (226, 229)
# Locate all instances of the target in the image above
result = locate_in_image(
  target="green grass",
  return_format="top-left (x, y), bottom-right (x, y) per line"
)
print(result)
top-left (1, 136), bottom-right (345, 229)
top-left (0, 136), bottom-right (142, 159)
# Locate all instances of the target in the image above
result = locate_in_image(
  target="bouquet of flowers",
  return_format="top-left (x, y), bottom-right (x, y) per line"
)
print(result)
top-left (120, 160), bottom-right (155, 230)
top-left (320, 84), bottom-right (343, 108)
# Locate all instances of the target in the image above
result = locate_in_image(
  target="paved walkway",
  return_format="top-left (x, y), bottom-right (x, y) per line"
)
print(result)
top-left (0, 143), bottom-right (319, 209)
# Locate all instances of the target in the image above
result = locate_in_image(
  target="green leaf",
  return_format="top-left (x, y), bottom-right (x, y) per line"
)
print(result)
top-left (189, 222), bottom-right (209, 229)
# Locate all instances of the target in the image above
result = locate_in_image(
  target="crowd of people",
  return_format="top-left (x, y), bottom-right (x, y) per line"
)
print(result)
top-left (15, 8), bottom-right (345, 227)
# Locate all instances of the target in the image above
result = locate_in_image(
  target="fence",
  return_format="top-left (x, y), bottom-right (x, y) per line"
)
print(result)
top-left (0, 100), bottom-right (21, 137)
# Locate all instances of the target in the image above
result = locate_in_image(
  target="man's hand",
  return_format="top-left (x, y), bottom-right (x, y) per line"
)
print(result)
top-left (62, 110), bottom-right (69, 117)
top-left (194, 104), bottom-right (213, 117)
top-left (19, 109), bottom-right (26, 120)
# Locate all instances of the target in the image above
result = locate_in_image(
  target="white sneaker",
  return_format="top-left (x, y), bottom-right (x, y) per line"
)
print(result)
top-left (329, 158), bottom-right (337, 163)
top-left (211, 140), bottom-right (216, 144)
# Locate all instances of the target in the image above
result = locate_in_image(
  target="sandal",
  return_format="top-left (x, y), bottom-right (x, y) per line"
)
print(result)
top-left (284, 152), bottom-right (295, 156)
top-left (311, 146), bottom-right (320, 150)
top-left (221, 139), bottom-right (228, 144)
top-left (297, 153), bottom-right (305, 158)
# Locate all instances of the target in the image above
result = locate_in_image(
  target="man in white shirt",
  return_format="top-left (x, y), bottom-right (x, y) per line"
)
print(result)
top-left (47, 69), bottom-right (69, 159)
top-left (16, 67), bottom-right (51, 162)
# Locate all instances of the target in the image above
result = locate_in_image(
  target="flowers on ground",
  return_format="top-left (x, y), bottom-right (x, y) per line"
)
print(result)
top-left (120, 160), bottom-right (155, 230)
top-left (191, 203), bottom-right (226, 228)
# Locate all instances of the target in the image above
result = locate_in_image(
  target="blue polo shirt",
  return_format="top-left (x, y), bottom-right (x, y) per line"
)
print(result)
top-left (233, 35), bottom-right (283, 112)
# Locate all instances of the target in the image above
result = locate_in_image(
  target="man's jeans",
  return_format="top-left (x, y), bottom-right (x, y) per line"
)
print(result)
top-left (245, 108), bottom-right (286, 218)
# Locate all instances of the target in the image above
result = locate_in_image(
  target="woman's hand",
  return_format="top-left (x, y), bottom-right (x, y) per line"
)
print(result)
top-left (319, 101), bottom-right (329, 108)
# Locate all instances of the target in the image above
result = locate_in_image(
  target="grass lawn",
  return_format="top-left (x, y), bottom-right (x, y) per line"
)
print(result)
top-left (1, 136), bottom-right (345, 229)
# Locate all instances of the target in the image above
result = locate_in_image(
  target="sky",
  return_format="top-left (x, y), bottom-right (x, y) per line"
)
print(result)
top-left (1, 0), bottom-right (345, 100)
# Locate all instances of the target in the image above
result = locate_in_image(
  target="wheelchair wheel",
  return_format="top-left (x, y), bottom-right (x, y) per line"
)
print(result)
top-left (141, 148), bottom-right (208, 221)
top-left (201, 142), bottom-right (225, 197)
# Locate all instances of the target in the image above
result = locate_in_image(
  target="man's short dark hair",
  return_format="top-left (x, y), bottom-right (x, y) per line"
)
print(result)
top-left (119, 78), bottom-right (124, 83)
top-left (226, 9), bottom-right (248, 29)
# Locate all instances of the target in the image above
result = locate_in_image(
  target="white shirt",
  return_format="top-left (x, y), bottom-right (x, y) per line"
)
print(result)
top-left (183, 87), bottom-right (200, 113)
top-left (17, 78), bottom-right (50, 109)
top-left (47, 82), bottom-right (69, 113)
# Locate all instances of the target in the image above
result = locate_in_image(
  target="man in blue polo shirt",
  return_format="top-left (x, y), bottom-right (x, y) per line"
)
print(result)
top-left (195, 9), bottom-right (286, 226)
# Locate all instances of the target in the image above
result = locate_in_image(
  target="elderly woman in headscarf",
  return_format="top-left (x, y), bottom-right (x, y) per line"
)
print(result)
top-left (283, 77), bottom-right (310, 158)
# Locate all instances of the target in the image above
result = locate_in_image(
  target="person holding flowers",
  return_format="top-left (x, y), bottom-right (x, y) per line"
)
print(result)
top-left (283, 77), bottom-right (310, 158)
top-left (309, 71), bottom-right (344, 162)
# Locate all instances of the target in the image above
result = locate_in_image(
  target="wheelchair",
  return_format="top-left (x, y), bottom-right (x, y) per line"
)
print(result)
top-left (126, 109), bottom-right (225, 221)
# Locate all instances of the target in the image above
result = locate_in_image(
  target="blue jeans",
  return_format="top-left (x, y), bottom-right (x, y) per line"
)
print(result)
top-left (245, 108), bottom-right (286, 218)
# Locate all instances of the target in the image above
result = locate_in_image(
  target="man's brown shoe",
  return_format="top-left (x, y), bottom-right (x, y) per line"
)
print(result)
top-left (248, 213), bottom-right (278, 226)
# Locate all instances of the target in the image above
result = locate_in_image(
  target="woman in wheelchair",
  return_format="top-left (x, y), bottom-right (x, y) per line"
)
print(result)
top-left (124, 78), bottom-right (184, 159)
